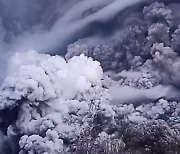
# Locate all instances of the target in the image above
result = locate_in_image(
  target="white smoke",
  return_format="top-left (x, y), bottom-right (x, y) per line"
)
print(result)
top-left (12, 0), bottom-right (145, 53)
top-left (0, 50), bottom-right (103, 109)
top-left (0, 51), bottom-right (112, 153)
top-left (110, 84), bottom-right (180, 106)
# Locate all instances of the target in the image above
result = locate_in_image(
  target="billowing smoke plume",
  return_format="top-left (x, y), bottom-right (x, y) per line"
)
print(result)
top-left (0, 0), bottom-right (144, 84)
top-left (1, 0), bottom-right (180, 154)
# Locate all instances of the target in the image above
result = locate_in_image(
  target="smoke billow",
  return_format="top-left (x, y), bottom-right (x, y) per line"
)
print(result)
top-left (1, 0), bottom-right (180, 154)
top-left (0, 0), bottom-right (144, 84)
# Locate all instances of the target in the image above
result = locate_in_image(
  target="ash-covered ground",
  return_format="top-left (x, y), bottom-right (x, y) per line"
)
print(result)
top-left (1, 0), bottom-right (180, 154)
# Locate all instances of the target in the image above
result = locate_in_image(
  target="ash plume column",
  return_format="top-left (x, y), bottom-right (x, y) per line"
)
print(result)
top-left (1, 0), bottom-right (180, 154)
